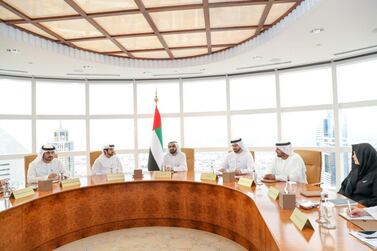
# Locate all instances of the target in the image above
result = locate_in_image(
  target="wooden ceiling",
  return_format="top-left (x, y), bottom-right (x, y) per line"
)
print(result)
top-left (0, 0), bottom-right (302, 59)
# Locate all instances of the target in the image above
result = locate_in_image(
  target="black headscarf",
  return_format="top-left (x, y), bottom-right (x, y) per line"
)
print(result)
top-left (341, 143), bottom-right (377, 196)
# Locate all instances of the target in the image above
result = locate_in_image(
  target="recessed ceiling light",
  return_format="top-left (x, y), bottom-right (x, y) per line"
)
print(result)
top-left (316, 43), bottom-right (322, 47)
top-left (6, 48), bottom-right (20, 54)
top-left (27, 62), bottom-right (33, 65)
top-left (252, 56), bottom-right (263, 60)
top-left (310, 28), bottom-right (324, 34)
top-left (82, 65), bottom-right (92, 70)
top-left (200, 68), bottom-right (206, 71)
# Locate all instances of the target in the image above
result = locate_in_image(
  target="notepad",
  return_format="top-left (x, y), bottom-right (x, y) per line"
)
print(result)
top-left (350, 231), bottom-right (377, 250)
top-left (339, 211), bottom-right (375, 221)
top-left (328, 198), bottom-right (357, 207)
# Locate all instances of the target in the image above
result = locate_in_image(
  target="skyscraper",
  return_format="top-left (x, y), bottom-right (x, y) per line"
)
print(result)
top-left (50, 123), bottom-right (74, 176)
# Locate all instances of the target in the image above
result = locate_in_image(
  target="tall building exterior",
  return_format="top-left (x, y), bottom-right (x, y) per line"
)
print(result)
top-left (50, 124), bottom-right (74, 176)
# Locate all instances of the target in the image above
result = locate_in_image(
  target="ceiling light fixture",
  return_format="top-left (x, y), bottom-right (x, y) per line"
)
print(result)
top-left (6, 48), bottom-right (20, 54)
top-left (310, 28), bottom-right (324, 34)
top-left (82, 65), bottom-right (92, 70)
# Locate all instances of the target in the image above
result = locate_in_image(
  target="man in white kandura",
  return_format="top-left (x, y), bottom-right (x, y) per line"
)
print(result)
top-left (92, 144), bottom-right (123, 175)
top-left (162, 141), bottom-right (187, 172)
top-left (220, 138), bottom-right (255, 175)
top-left (264, 142), bottom-right (307, 184)
top-left (27, 144), bottom-right (69, 184)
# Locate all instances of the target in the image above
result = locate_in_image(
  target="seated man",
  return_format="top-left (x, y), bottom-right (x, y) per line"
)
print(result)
top-left (264, 142), bottom-right (307, 184)
top-left (162, 141), bottom-right (187, 172)
top-left (27, 144), bottom-right (68, 183)
top-left (92, 144), bottom-right (123, 175)
top-left (219, 138), bottom-right (254, 175)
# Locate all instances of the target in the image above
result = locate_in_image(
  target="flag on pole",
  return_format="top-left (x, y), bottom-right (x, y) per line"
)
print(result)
top-left (147, 92), bottom-right (163, 171)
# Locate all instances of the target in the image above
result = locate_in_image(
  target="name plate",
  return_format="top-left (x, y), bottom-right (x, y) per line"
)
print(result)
top-left (200, 172), bottom-right (217, 181)
top-left (107, 173), bottom-right (125, 183)
top-left (268, 187), bottom-right (280, 200)
top-left (237, 177), bottom-right (254, 187)
top-left (154, 171), bottom-right (172, 180)
top-left (12, 187), bottom-right (35, 199)
top-left (290, 208), bottom-right (314, 231)
top-left (60, 178), bottom-right (81, 189)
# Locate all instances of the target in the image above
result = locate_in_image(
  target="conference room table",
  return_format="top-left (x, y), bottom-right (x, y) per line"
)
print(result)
top-left (0, 171), bottom-right (370, 251)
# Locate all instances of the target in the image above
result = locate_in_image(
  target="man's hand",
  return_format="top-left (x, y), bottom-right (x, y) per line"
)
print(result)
top-left (264, 174), bottom-right (276, 180)
top-left (349, 208), bottom-right (368, 217)
top-left (48, 173), bottom-right (58, 180)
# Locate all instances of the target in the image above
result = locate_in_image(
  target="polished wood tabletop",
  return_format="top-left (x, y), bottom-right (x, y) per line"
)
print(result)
top-left (0, 172), bottom-right (370, 251)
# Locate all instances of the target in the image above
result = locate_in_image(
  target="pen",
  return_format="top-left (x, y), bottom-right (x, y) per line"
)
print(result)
top-left (347, 200), bottom-right (352, 215)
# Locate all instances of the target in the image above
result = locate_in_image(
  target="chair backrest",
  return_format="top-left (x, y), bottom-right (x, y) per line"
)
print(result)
top-left (90, 151), bottom-right (102, 168)
top-left (24, 154), bottom-right (37, 185)
top-left (181, 148), bottom-right (195, 173)
top-left (250, 151), bottom-right (255, 160)
top-left (295, 150), bottom-right (322, 184)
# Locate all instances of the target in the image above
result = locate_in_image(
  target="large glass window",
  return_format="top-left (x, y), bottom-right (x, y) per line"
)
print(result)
top-left (90, 83), bottom-right (133, 115)
top-left (231, 114), bottom-right (277, 147)
top-left (321, 152), bottom-right (336, 187)
top-left (340, 107), bottom-right (377, 147)
top-left (90, 119), bottom-right (134, 150)
top-left (36, 120), bottom-right (86, 152)
top-left (0, 159), bottom-right (25, 188)
top-left (57, 155), bottom-right (87, 177)
top-left (184, 116), bottom-right (227, 147)
top-left (138, 117), bottom-right (180, 149)
top-left (254, 151), bottom-right (275, 175)
top-left (0, 78), bottom-right (31, 114)
top-left (137, 81), bottom-right (179, 114)
top-left (281, 110), bottom-right (334, 147)
top-left (229, 74), bottom-right (276, 110)
top-left (337, 58), bottom-right (377, 103)
top-left (36, 80), bottom-right (85, 115)
top-left (0, 120), bottom-right (31, 154)
top-left (183, 78), bottom-right (226, 112)
top-left (280, 67), bottom-right (333, 107)
top-left (195, 152), bottom-right (227, 172)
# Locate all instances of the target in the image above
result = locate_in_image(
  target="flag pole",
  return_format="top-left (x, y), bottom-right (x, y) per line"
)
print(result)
top-left (154, 89), bottom-right (158, 104)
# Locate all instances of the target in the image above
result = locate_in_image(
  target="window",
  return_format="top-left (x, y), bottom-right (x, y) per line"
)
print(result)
top-left (138, 117), bottom-right (180, 149)
top-left (183, 78), bottom-right (226, 112)
top-left (36, 80), bottom-right (85, 115)
top-left (117, 154), bottom-right (136, 173)
top-left (90, 119), bottom-right (134, 150)
top-left (340, 107), bottom-right (377, 147)
top-left (0, 120), bottom-right (31, 154)
top-left (337, 58), bottom-right (377, 103)
top-left (184, 116), bottom-right (227, 147)
top-left (36, 120), bottom-right (86, 152)
top-left (0, 159), bottom-right (25, 188)
top-left (280, 67), bottom-right (333, 107)
top-left (137, 81), bottom-right (179, 114)
top-left (321, 152), bottom-right (336, 187)
top-left (341, 152), bottom-right (351, 180)
top-left (194, 152), bottom-right (227, 172)
top-left (281, 110), bottom-right (334, 147)
top-left (254, 151), bottom-right (275, 175)
top-left (0, 78), bottom-right (31, 114)
top-left (230, 74), bottom-right (276, 110)
top-left (58, 155), bottom-right (87, 177)
top-left (231, 114), bottom-right (277, 146)
top-left (90, 83), bottom-right (133, 114)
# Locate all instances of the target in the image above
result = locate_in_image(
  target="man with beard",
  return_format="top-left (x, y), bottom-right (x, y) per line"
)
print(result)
top-left (264, 142), bottom-right (307, 183)
top-left (92, 144), bottom-right (123, 175)
top-left (219, 138), bottom-right (254, 175)
top-left (27, 144), bottom-right (68, 183)
top-left (162, 141), bottom-right (187, 172)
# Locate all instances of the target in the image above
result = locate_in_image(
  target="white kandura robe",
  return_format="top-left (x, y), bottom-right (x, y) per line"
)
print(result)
top-left (92, 154), bottom-right (123, 175)
top-left (222, 150), bottom-right (255, 174)
top-left (268, 153), bottom-right (307, 184)
top-left (27, 158), bottom-right (68, 183)
top-left (162, 152), bottom-right (187, 172)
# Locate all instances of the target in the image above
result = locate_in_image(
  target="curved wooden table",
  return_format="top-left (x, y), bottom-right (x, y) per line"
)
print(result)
top-left (0, 173), bottom-right (369, 251)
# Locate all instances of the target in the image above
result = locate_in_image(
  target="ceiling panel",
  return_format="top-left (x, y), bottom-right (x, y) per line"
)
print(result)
top-left (16, 23), bottom-right (58, 40)
top-left (211, 29), bottom-right (255, 45)
top-left (0, 6), bottom-right (22, 20)
top-left (172, 48), bottom-right (208, 58)
top-left (150, 9), bottom-right (205, 32)
top-left (73, 0), bottom-right (137, 13)
top-left (3, 0), bottom-right (77, 18)
top-left (163, 32), bottom-right (207, 47)
top-left (94, 14), bottom-right (153, 35)
top-left (210, 5), bottom-right (265, 28)
top-left (43, 19), bottom-right (102, 39)
top-left (73, 39), bottom-right (120, 52)
top-left (117, 36), bottom-right (163, 50)
top-left (132, 50), bottom-right (170, 59)
top-left (143, 0), bottom-right (202, 8)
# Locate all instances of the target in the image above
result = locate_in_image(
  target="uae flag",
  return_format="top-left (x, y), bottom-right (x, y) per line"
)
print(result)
top-left (147, 104), bottom-right (163, 171)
